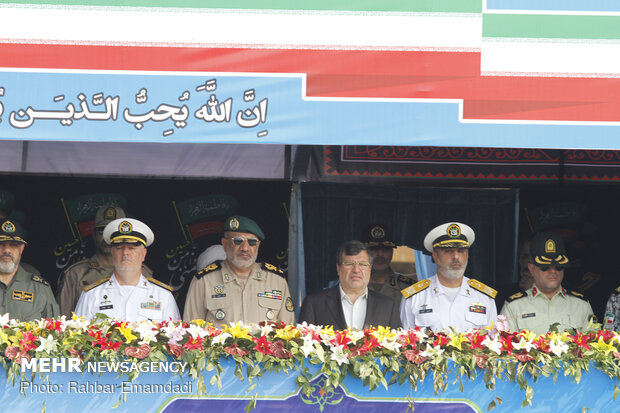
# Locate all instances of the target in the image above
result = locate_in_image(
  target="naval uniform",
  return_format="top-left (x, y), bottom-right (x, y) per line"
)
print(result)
top-left (0, 266), bottom-right (58, 321)
top-left (58, 256), bottom-right (152, 317)
top-left (500, 286), bottom-right (594, 335)
top-left (183, 260), bottom-right (295, 325)
top-left (369, 271), bottom-right (416, 303)
top-left (400, 275), bottom-right (497, 332)
top-left (74, 274), bottom-right (180, 322)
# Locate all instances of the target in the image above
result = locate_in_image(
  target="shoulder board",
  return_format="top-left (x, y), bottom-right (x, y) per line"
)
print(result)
top-left (261, 262), bottom-right (285, 276)
top-left (401, 279), bottom-right (430, 299)
top-left (467, 279), bottom-right (497, 299)
top-left (83, 276), bottom-right (111, 292)
top-left (146, 277), bottom-right (174, 292)
top-left (196, 262), bottom-right (222, 280)
top-left (569, 290), bottom-right (588, 300)
top-left (506, 291), bottom-right (526, 302)
top-left (31, 274), bottom-right (50, 286)
top-left (615, 286), bottom-right (620, 294)
top-left (398, 275), bottom-right (415, 286)
top-left (64, 258), bottom-right (95, 272)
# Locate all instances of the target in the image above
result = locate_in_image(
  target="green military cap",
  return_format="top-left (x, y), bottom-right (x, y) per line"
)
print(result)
top-left (224, 216), bottom-right (265, 240)
top-left (0, 218), bottom-right (27, 245)
top-left (530, 232), bottom-right (569, 268)
top-left (95, 206), bottom-right (126, 228)
top-left (361, 224), bottom-right (396, 248)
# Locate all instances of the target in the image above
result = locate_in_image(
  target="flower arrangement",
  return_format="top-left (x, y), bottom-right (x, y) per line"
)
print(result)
top-left (1, 313), bottom-right (620, 411)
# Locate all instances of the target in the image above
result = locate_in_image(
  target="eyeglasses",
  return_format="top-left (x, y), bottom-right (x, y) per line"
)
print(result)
top-left (539, 265), bottom-right (563, 272)
top-left (228, 236), bottom-right (259, 247)
top-left (341, 261), bottom-right (371, 269)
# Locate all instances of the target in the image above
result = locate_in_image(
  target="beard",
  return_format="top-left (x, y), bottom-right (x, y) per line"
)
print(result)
top-left (0, 258), bottom-right (17, 274)
top-left (228, 253), bottom-right (256, 269)
top-left (439, 266), bottom-right (465, 280)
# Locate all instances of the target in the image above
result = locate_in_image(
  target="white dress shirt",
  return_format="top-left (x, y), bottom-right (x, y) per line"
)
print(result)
top-left (339, 286), bottom-right (368, 330)
top-left (75, 274), bottom-right (180, 322)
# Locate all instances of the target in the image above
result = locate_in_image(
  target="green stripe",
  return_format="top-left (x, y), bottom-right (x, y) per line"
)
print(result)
top-left (1, 0), bottom-right (481, 13)
top-left (484, 14), bottom-right (620, 40)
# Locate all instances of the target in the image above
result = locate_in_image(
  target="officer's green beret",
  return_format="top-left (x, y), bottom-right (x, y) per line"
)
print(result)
top-left (224, 216), bottom-right (265, 240)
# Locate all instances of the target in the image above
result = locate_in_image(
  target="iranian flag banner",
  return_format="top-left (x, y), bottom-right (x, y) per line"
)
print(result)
top-left (1, 0), bottom-right (619, 148)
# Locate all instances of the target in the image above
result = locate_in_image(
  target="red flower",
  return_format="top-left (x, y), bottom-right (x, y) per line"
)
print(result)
top-left (124, 343), bottom-right (151, 359)
top-left (569, 331), bottom-right (592, 350)
top-left (4, 345), bottom-right (19, 360)
top-left (597, 330), bottom-right (614, 342)
top-left (432, 334), bottom-right (449, 347)
top-left (68, 348), bottom-right (83, 359)
top-left (465, 333), bottom-right (486, 350)
top-left (403, 349), bottom-right (428, 364)
top-left (183, 336), bottom-right (205, 350)
top-left (19, 331), bottom-right (38, 352)
top-left (167, 343), bottom-right (185, 358)
top-left (45, 319), bottom-right (63, 333)
top-left (514, 353), bottom-right (535, 362)
top-left (533, 337), bottom-right (550, 353)
top-left (499, 333), bottom-right (516, 355)
top-left (252, 335), bottom-right (273, 356)
top-left (329, 330), bottom-right (352, 348)
top-left (224, 343), bottom-right (249, 356)
top-left (269, 340), bottom-right (293, 359)
top-left (400, 329), bottom-right (421, 348)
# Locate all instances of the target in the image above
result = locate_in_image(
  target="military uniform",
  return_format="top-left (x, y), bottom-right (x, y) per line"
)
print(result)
top-left (58, 257), bottom-right (152, 316)
top-left (368, 271), bottom-right (415, 303)
top-left (183, 260), bottom-right (295, 325)
top-left (75, 274), bottom-right (180, 322)
top-left (603, 286), bottom-right (620, 330)
top-left (400, 275), bottom-right (497, 331)
top-left (0, 266), bottom-right (58, 321)
top-left (500, 286), bottom-right (594, 335)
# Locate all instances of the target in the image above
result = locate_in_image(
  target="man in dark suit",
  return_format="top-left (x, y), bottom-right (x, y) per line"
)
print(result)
top-left (299, 240), bottom-right (401, 330)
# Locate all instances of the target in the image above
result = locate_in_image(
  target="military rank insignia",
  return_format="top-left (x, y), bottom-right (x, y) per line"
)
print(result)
top-left (258, 290), bottom-right (283, 300)
top-left (469, 304), bottom-right (486, 314)
top-left (140, 300), bottom-right (161, 311)
top-left (212, 285), bottom-right (226, 299)
top-left (12, 290), bottom-right (33, 302)
top-left (285, 297), bottom-right (294, 312)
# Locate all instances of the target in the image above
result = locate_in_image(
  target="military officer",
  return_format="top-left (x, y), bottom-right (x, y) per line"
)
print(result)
top-left (75, 218), bottom-right (180, 322)
top-left (361, 224), bottom-right (415, 304)
top-left (603, 287), bottom-right (620, 330)
top-left (58, 206), bottom-right (153, 316)
top-left (500, 232), bottom-right (594, 335)
top-left (0, 218), bottom-right (58, 320)
top-left (400, 222), bottom-right (497, 331)
top-left (183, 215), bottom-right (295, 325)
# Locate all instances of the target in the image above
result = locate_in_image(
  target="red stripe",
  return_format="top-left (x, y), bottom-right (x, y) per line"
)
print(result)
top-left (3, 43), bottom-right (620, 122)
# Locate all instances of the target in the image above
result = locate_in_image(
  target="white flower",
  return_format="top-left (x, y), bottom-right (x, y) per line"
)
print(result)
top-left (513, 336), bottom-right (536, 352)
top-left (330, 345), bottom-right (349, 366)
top-left (348, 330), bottom-right (365, 343)
top-left (212, 332), bottom-right (232, 345)
top-left (421, 344), bottom-right (444, 358)
top-left (186, 324), bottom-right (209, 340)
top-left (482, 336), bottom-right (502, 355)
top-left (300, 336), bottom-right (317, 358)
top-left (64, 316), bottom-right (90, 331)
top-left (258, 323), bottom-right (274, 337)
top-left (0, 313), bottom-right (12, 327)
top-left (380, 337), bottom-right (402, 352)
top-left (133, 322), bottom-right (158, 345)
top-left (161, 324), bottom-right (186, 345)
top-left (549, 339), bottom-right (569, 356)
top-left (36, 335), bottom-right (58, 354)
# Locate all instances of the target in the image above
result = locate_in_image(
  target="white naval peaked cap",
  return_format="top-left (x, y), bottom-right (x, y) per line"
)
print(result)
top-left (423, 222), bottom-right (475, 253)
top-left (196, 244), bottom-right (226, 272)
top-left (103, 218), bottom-right (154, 247)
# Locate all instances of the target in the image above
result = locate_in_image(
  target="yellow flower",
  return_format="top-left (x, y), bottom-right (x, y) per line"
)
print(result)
top-left (590, 337), bottom-right (617, 355)
top-left (0, 330), bottom-right (9, 345)
top-left (224, 323), bottom-right (252, 340)
top-left (275, 325), bottom-right (299, 340)
top-left (320, 326), bottom-right (335, 337)
top-left (447, 333), bottom-right (468, 350)
top-left (191, 319), bottom-right (206, 326)
top-left (370, 326), bottom-right (395, 342)
top-left (518, 330), bottom-right (538, 342)
top-left (118, 322), bottom-right (137, 343)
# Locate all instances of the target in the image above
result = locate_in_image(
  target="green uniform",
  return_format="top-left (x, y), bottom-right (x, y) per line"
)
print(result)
top-left (58, 255), bottom-right (152, 316)
top-left (500, 286), bottom-right (594, 335)
top-left (368, 271), bottom-right (415, 303)
top-left (0, 266), bottom-right (58, 321)
top-left (183, 260), bottom-right (295, 325)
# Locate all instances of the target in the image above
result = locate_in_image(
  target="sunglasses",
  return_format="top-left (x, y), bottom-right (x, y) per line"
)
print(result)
top-left (229, 236), bottom-right (259, 247)
top-left (539, 265), bottom-right (563, 272)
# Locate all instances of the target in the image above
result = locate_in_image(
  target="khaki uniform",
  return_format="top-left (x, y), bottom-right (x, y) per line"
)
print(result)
top-left (58, 256), bottom-right (152, 316)
top-left (0, 266), bottom-right (58, 321)
top-left (183, 260), bottom-right (295, 325)
top-left (368, 271), bottom-right (415, 303)
top-left (500, 286), bottom-right (594, 335)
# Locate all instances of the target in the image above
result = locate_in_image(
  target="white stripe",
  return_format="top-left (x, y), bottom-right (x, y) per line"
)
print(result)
top-left (0, 7), bottom-right (481, 48)
top-left (481, 40), bottom-right (620, 75)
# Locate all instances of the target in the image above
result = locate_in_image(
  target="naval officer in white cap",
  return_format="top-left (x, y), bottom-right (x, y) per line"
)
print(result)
top-left (400, 222), bottom-right (497, 331)
top-left (75, 218), bottom-right (180, 322)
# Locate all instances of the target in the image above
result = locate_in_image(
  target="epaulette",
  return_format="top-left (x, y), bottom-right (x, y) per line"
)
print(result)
top-left (398, 275), bottom-right (415, 286)
top-left (569, 290), bottom-right (588, 301)
top-left (401, 279), bottom-right (430, 299)
top-left (506, 291), bottom-right (526, 302)
top-left (196, 262), bottom-right (221, 280)
top-left (146, 277), bottom-right (174, 292)
top-left (467, 279), bottom-right (497, 299)
top-left (31, 274), bottom-right (50, 287)
top-left (261, 262), bottom-right (285, 276)
top-left (83, 276), bottom-right (111, 292)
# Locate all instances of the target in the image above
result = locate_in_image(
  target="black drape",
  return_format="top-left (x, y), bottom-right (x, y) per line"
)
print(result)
top-left (301, 182), bottom-right (518, 295)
